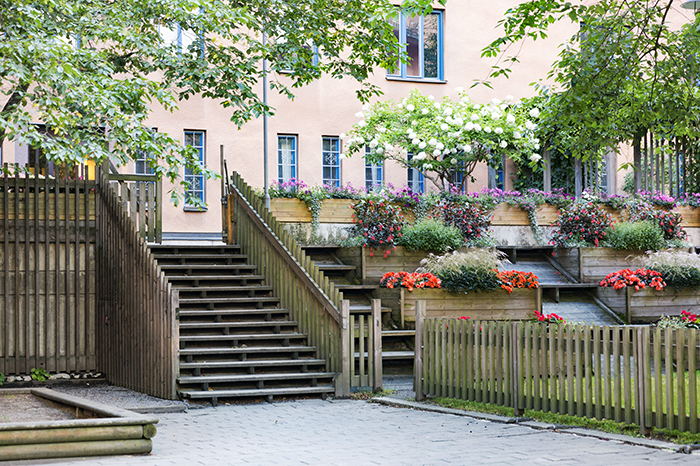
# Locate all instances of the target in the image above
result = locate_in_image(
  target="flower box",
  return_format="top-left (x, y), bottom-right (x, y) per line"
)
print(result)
top-left (490, 204), bottom-right (530, 226)
top-left (360, 246), bottom-right (428, 284)
top-left (269, 198), bottom-right (355, 223)
top-left (675, 205), bottom-right (700, 228)
top-left (399, 287), bottom-right (542, 327)
top-left (596, 287), bottom-right (700, 324)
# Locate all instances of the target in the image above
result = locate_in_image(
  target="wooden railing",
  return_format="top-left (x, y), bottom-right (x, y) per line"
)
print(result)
top-left (415, 305), bottom-right (700, 433)
top-left (106, 163), bottom-right (162, 243)
top-left (224, 169), bottom-right (348, 393)
top-left (0, 164), bottom-right (97, 376)
top-left (95, 166), bottom-right (178, 399)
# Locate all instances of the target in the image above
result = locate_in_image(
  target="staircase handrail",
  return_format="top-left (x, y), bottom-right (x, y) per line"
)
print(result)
top-left (227, 170), bottom-right (341, 324)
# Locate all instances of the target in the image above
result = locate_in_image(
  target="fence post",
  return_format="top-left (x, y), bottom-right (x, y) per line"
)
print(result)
top-left (414, 300), bottom-right (426, 401)
top-left (635, 327), bottom-right (648, 435)
top-left (337, 299), bottom-right (351, 398)
top-left (511, 322), bottom-right (523, 416)
top-left (371, 299), bottom-right (383, 391)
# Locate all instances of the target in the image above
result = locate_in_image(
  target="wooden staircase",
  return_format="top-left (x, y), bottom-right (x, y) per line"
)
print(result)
top-left (301, 245), bottom-right (416, 363)
top-left (150, 244), bottom-right (335, 405)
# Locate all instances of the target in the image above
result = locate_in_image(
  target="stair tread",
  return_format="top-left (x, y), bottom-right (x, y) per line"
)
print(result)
top-left (176, 286), bottom-right (273, 292)
top-left (179, 297), bottom-right (279, 303)
top-left (161, 264), bottom-right (256, 269)
top-left (149, 244), bottom-right (241, 249)
top-left (179, 372), bottom-right (332, 384)
top-left (179, 386), bottom-right (334, 399)
top-left (180, 333), bottom-right (306, 341)
top-left (335, 284), bottom-right (379, 290)
top-left (180, 359), bottom-right (327, 369)
top-left (180, 346), bottom-right (316, 355)
top-left (316, 264), bottom-right (356, 270)
top-left (382, 351), bottom-right (415, 360)
top-left (180, 321), bottom-right (297, 329)
top-left (151, 254), bottom-right (248, 259)
top-left (179, 309), bottom-right (289, 316)
top-left (167, 275), bottom-right (266, 280)
top-left (382, 330), bottom-right (416, 337)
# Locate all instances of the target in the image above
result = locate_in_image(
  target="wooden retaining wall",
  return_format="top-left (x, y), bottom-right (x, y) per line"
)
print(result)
top-left (416, 315), bottom-right (700, 434)
top-left (597, 287), bottom-right (700, 324)
top-left (0, 167), bottom-right (97, 376)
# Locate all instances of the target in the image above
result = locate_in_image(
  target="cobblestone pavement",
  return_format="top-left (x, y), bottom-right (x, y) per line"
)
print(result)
top-left (13, 398), bottom-right (699, 466)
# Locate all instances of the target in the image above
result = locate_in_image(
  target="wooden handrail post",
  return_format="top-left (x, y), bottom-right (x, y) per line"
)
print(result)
top-left (371, 299), bottom-right (383, 391)
top-left (635, 327), bottom-right (647, 435)
top-left (414, 300), bottom-right (426, 401)
top-left (337, 299), bottom-right (351, 398)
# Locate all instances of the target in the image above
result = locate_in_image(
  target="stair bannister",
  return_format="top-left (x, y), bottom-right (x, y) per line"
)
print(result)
top-left (226, 170), bottom-right (345, 392)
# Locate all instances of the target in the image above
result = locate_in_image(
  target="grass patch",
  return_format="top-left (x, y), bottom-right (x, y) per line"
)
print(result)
top-left (429, 397), bottom-right (700, 445)
top-left (350, 389), bottom-right (397, 400)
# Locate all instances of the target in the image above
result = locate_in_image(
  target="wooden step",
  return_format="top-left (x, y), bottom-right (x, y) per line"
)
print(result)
top-left (178, 372), bottom-right (332, 385)
top-left (150, 244), bottom-right (242, 252)
top-left (180, 333), bottom-right (306, 343)
top-left (180, 358), bottom-right (327, 371)
top-left (178, 297), bottom-right (279, 306)
top-left (178, 308), bottom-right (289, 318)
top-left (179, 321), bottom-right (297, 330)
top-left (382, 330), bottom-right (416, 338)
top-left (167, 275), bottom-right (266, 282)
top-left (179, 345), bottom-right (316, 357)
top-left (174, 286), bottom-right (273, 293)
top-left (160, 264), bottom-right (257, 272)
top-left (150, 253), bottom-right (248, 261)
top-left (316, 264), bottom-right (356, 272)
top-left (178, 385), bottom-right (335, 402)
top-left (334, 284), bottom-right (379, 291)
top-left (382, 351), bottom-right (415, 360)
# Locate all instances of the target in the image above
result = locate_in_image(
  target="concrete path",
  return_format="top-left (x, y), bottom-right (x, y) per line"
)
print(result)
top-left (14, 398), bottom-right (699, 466)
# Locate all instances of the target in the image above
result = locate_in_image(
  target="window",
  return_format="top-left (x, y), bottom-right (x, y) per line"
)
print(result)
top-left (488, 154), bottom-right (506, 191)
top-left (184, 131), bottom-right (205, 207)
top-left (160, 15), bottom-right (203, 55)
top-left (322, 137), bottom-right (341, 187)
top-left (388, 11), bottom-right (443, 80)
top-left (407, 153), bottom-right (424, 193)
top-left (278, 135), bottom-right (297, 183)
top-left (365, 147), bottom-right (383, 192)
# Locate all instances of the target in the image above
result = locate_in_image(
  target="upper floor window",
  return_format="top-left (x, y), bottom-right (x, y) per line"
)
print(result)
top-left (388, 11), bottom-right (443, 80)
top-left (184, 130), bottom-right (205, 208)
top-left (278, 135), bottom-right (297, 183)
top-left (365, 147), bottom-right (383, 192)
top-left (322, 137), bottom-right (341, 187)
top-left (407, 153), bottom-right (424, 194)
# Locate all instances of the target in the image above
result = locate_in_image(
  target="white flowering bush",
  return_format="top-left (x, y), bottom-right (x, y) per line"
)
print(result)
top-left (342, 89), bottom-right (543, 191)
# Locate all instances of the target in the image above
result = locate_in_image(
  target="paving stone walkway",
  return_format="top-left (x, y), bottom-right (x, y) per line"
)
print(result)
top-left (16, 398), bottom-right (699, 466)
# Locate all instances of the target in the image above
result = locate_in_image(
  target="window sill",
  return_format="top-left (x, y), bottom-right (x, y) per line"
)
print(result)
top-left (183, 206), bottom-right (208, 212)
top-left (385, 76), bottom-right (447, 84)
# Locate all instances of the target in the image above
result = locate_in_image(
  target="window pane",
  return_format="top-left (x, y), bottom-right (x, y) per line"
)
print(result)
top-left (278, 136), bottom-right (297, 183)
top-left (423, 14), bottom-right (439, 78)
top-left (405, 15), bottom-right (421, 77)
top-left (389, 17), bottom-right (401, 74)
top-left (322, 137), bottom-right (340, 187)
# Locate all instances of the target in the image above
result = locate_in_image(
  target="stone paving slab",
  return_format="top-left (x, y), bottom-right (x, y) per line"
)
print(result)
top-left (7, 398), bottom-right (698, 466)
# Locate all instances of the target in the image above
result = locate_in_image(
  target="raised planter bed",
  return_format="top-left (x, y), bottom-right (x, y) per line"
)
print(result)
top-left (596, 287), bottom-right (700, 324)
top-left (0, 387), bottom-right (157, 462)
top-left (399, 287), bottom-right (542, 327)
top-left (269, 198), bottom-right (355, 223)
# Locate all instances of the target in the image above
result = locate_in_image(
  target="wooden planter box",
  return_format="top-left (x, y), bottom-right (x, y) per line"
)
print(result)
top-left (399, 287), bottom-right (542, 327)
top-left (596, 287), bottom-right (700, 324)
top-left (553, 247), bottom-right (646, 284)
top-left (675, 205), bottom-right (700, 228)
top-left (360, 246), bottom-right (430, 284)
top-left (269, 198), bottom-right (355, 223)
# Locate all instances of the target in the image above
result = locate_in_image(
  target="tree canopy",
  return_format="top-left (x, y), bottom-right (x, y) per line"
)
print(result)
top-left (481, 0), bottom-right (700, 162)
top-left (0, 0), bottom-right (441, 202)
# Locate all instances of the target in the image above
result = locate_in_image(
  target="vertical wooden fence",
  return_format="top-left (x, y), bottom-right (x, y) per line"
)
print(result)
top-left (106, 163), bottom-right (162, 243)
top-left (632, 132), bottom-right (700, 196)
top-left (0, 164), bottom-right (96, 376)
top-left (225, 169), bottom-right (344, 394)
top-left (95, 166), bottom-right (178, 399)
top-left (417, 311), bottom-right (700, 433)
top-left (339, 300), bottom-right (382, 393)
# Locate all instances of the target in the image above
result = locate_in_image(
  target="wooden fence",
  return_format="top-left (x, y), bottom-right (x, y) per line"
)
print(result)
top-left (95, 166), bottom-right (178, 399)
top-left (416, 304), bottom-right (700, 434)
top-left (106, 163), bottom-right (162, 243)
top-left (224, 168), bottom-right (346, 394)
top-left (340, 300), bottom-right (382, 392)
top-left (0, 164), bottom-right (97, 376)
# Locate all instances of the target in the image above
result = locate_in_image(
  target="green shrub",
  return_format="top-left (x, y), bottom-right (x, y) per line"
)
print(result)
top-left (605, 221), bottom-right (665, 251)
top-left (417, 249), bottom-right (507, 293)
top-left (397, 219), bottom-right (463, 253)
top-left (649, 266), bottom-right (700, 291)
top-left (437, 266), bottom-right (500, 293)
top-left (637, 249), bottom-right (700, 290)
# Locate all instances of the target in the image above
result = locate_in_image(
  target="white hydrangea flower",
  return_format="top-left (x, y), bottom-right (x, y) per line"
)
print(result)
top-left (376, 147), bottom-right (384, 154)
top-left (428, 138), bottom-right (438, 146)
top-left (369, 139), bottom-right (379, 148)
top-left (358, 120), bottom-right (366, 127)
top-left (406, 104), bottom-right (415, 112)
top-left (484, 126), bottom-right (492, 133)
top-left (428, 95), bottom-right (435, 100)
top-left (494, 127), bottom-right (503, 135)
top-left (355, 111), bottom-right (364, 118)
top-left (378, 127), bottom-right (387, 133)
top-left (491, 98), bottom-right (502, 105)
top-left (400, 149), bottom-right (408, 155)
top-left (465, 144), bottom-right (473, 153)
top-left (433, 102), bottom-right (441, 108)
top-left (533, 138), bottom-right (540, 144)
top-left (436, 142), bottom-right (445, 150)
top-left (408, 132), bottom-right (417, 139)
top-left (454, 117), bottom-right (463, 126)
top-left (416, 151), bottom-right (427, 159)
top-left (339, 153), bottom-right (347, 159)
top-left (471, 114), bottom-right (479, 121)
top-left (412, 138), bottom-right (421, 145)
top-left (424, 163), bottom-right (433, 169)
top-left (534, 143), bottom-right (541, 150)
top-left (525, 121), bottom-right (536, 131)
top-left (356, 137), bottom-right (365, 144)
top-left (340, 133), bottom-right (346, 139)
top-left (407, 128), bottom-right (414, 134)
top-left (443, 107), bottom-right (453, 116)
top-left (530, 153), bottom-right (542, 163)
top-left (500, 140), bottom-right (507, 148)
top-left (491, 111), bottom-right (500, 120)
top-left (451, 158), bottom-right (458, 165)
top-left (506, 114), bottom-right (516, 125)
top-left (422, 108), bottom-right (429, 115)
top-left (473, 124), bottom-right (482, 132)
top-left (505, 95), bottom-right (514, 102)
top-left (384, 143), bottom-right (393, 152)
top-left (513, 131), bottom-right (522, 139)
top-left (465, 122), bottom-right (475, 131)
top-left (440, 123), bottom-right (449, 131)
top-left (411, 120), bottom-right (418, 126)
top-left (433, 149), bottom-right (441, 156)
top-left (445, 116), bottom-right (454, 124)
top-left (529, 108), bottom-right (541, 118)
top-left (419, 141), bottom-right (427, 149)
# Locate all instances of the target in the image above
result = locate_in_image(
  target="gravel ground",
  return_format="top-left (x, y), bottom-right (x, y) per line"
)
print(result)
top-left (48, 383), bottom-right (188, 413)
top-left (0, 393), bottom-right (76, 423)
